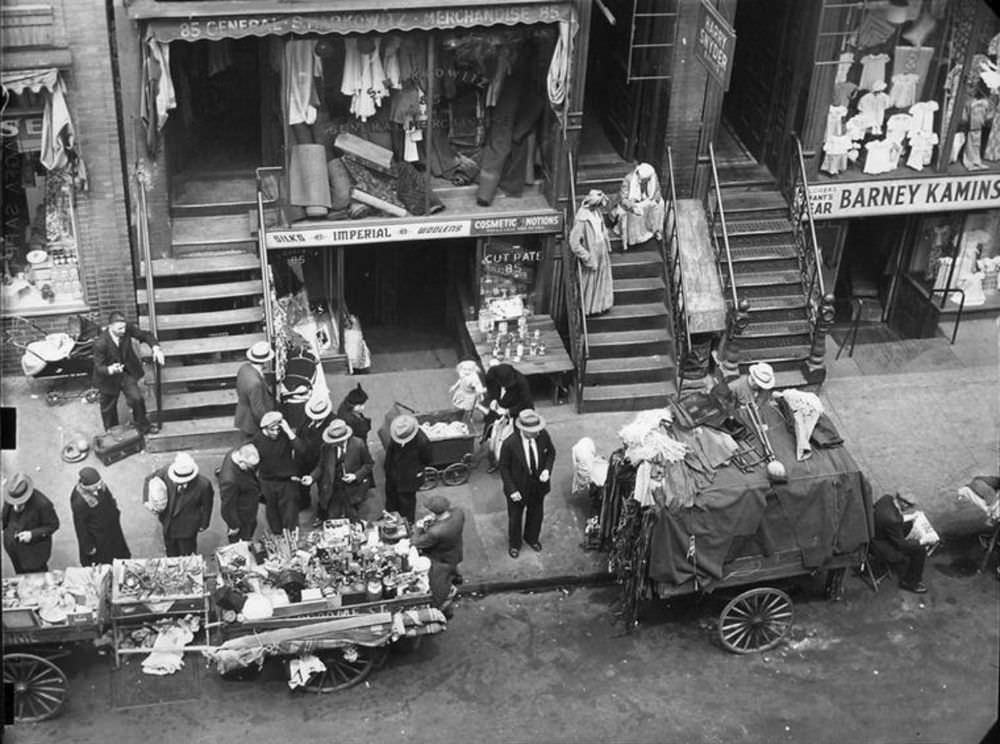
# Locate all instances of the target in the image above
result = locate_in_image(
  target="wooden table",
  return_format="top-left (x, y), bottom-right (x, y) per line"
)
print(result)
top-left (463, 315), bottom-right (575, 404)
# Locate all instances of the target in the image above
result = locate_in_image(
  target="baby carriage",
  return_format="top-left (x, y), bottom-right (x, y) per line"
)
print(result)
top-left (4, 313), bottom-right (101, 405)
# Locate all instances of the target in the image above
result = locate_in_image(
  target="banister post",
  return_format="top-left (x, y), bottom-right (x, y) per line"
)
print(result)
top-left (718, 299), bottom-right (751, 381)
top-left (803, 293), bottom-right (836, 385)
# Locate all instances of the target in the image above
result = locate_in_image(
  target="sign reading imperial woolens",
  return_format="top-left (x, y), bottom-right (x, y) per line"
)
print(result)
top-left (807, 173), bottom-right (1000, 219)
top-left (694, 0), bottom-right (736, 90)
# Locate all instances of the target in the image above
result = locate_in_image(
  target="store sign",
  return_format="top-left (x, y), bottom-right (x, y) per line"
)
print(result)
top-left (694, 0), bottom-right (736, 91)
top-left (807, 174), bottom-right (1000, 219)
top-left (146, 3), bottom-right (571, 42)
top-left (0, 110), bottom-right (44, 152)
top-left (265, 213), bottom-right (563, 249)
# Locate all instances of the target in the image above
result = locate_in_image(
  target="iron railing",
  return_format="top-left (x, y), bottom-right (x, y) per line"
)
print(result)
top-left (662, 146), bottom-right (687, 378)
top-left (706, 142), bottom-right (741, 315)
top-left (564, 150), bottom-right (589, 411)
top-left (134, 158), bottom-right (162, 421)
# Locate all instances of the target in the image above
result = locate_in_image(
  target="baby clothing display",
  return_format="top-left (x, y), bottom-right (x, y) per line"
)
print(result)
top-left (863, 138), bottom-right (901, 174)
top-left (962, 98), bottom-right (990, 170)
top-left (341, 37), bottom-right (390, 122)
top-left (858, 86), bottom-right (891, 134)
top-left (859, 53), bottom-right (890, 90)
top-left (821, 105), bottom-right (849, 175)
top-left (889, 73), bottom-right (920, 108)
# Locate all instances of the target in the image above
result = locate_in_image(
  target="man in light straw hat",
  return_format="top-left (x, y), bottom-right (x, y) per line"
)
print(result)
top-left (235, 341), bottom-right (275, 437)
top-left (2, 473), bottom-right (59, 573)
top-left (295, 395), bottom-right (335, 513)
top-left (142, 453), bottom-right (214, 557)
top-left (252, 411), bottom-right (308, 533)
top-left (728, 361), bottom-right (776, 408)
top-left (498, 409), bottom-right (556, 558)
top-left (309, 418), bottom-right (373, 522)
top-left (384, 413), bottom-right (432, 524)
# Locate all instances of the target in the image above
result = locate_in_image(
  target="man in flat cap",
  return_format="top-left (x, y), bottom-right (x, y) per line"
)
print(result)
top-left (872, 491), bottom-right (929, 593)
top-left (2, 473), bottom-right (59, 573)
top-left (70, 466), bottom-right (130, 566)
top-left (413, 494), bottom-right (465, 616)
top-left (252, 411), bottom-right (309, 533)
top-left (235, 341), bottom-right (275, 437)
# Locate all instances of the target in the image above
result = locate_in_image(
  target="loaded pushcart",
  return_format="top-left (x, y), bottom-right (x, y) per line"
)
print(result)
top-left (595, 391), bottom-right (873, 654)
top-left (379, 401), bottom-right (478, 489)
top-left (206, 519), bottom-right (447, 692)
top-left (2, 565), bottom-right (111, 722)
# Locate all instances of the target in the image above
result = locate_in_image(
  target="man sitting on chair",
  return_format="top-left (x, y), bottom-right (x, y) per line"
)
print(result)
top-left (872, 491), bottom-right (929, 594)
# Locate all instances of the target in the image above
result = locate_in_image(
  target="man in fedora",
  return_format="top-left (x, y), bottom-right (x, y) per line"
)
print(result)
top-left (235, 341), bottom-right (275, 437)
top-left (70, 466), bottom-right (130, 566)
top-left (143, 453), bottom-right (214, 557)
top-left (872, 491), bottom-right (930, 593)
top-left (218, 443), bottom-right (261, 543)
top-left (728, 361), bottom-right (776, 409)
top-left (383, 413), bottom-right (432, 524)
top-left (252, 411), bottom-right (308, 533)
top-left (296, 396), bottom-right (334, 514)
top-left (309, 419), bottom-right (373, 522)
top-left (92, 310), bottom-right (164, 435)
top-left (498, 409), bottom-right (555, 558)
top-left (2, 473), bottom-right (59, 573)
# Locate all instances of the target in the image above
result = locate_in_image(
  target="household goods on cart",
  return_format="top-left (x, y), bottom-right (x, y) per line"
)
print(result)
top-left (379, 401), bottom-right (477, 488)
top-left (208, 518), bottom-right (446, 692)
top-left (2, 565), bottom-right (111, 722)
top-left (603, 397), bottom-right (873, 654)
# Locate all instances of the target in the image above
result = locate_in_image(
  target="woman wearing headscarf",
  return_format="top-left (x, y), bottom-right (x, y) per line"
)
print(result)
top-left (616, 162), bottom-right (664, 252)
top-left (568, 189), bottom-right (614, 316)
top-left (70, 467), bottom-right (131, 566)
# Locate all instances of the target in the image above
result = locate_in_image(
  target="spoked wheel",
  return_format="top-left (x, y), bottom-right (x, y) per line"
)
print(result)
top-left (441, 462), bottom-right (470, 487)
top-left (84, 388), bottom-right (100, 404)
top-left (301, 645), bottom-right (386, 693)
top-left (3, 652), bottom-right (69, 722)
top-left (418, 467), bottom-right (439, 491)
top-left (718, 587), bottom-right (794, 654)
top-left (45, 391), bottom-right (63, 407)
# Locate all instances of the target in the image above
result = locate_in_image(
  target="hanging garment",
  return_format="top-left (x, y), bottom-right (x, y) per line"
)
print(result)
top-left (821, 105), bottom-right (849, 175)
top-left (834, 51), bottom-right (855, 84)
top-left (382, 35), bottom-right (403, 89)
top-left (942, 64), bottom-right (964, 147)
top-left (141, 39), bottom-right (176, 156)
top-left (833, 81), bottom-right (858, 108)
top-left (41, 76), bottom-right (75, 172)
top-left (285, 39), bottom-right (321, 126)
top-left (568, 204), bottom-right (615, 316)
top-left (889, 74), bottom-right (920, 108)
top-left (858, 53), bottom-right (890, 90)
top-left (547, 18), bottom-right (573, 109)
top-left (858, 90), bottom-right (891, 134)
top-left (906, 129), bottom-right (939, 170)
top-left (962, 98), bottom-right (990, 171)
top-left (984, 99), bottom-right (1000, 161)
top-left (908, 100), bottom-right (939, 133)
top-left (863, 139), bottom-right (901, 174)
top-left (894, 46), bottom-right (936, 94)
top-left (208, 40), bottom-right (234, 77)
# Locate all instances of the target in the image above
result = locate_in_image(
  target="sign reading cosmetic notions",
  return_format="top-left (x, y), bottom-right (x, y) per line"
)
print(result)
top-left (807, 174), bottom-right (1000, 219)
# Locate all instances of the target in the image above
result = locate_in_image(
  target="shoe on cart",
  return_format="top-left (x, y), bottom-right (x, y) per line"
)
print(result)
top-left (899, 581), bottom-right (928, 594)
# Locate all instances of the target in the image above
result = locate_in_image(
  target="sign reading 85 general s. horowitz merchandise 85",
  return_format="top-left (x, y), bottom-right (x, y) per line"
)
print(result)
top-left (807, 174), bottom-right (1000, 220)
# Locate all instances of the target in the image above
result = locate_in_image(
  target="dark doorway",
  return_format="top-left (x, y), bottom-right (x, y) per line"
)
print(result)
top-left (834, 215), bottom-right (906, 323)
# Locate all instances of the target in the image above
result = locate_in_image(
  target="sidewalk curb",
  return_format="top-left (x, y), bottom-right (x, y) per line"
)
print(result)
top-left (456, 571), bottom-right (615, 598)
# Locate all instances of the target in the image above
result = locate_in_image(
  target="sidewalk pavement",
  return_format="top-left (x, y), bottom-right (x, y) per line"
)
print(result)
top-left (2, 318), bottom-right (997, 590)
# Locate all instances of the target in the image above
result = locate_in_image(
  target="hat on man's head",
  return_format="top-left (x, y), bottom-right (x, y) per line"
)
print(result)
top-left (322, 419), bottom-right (353, 445)
top-left (390, 414), bottom-right (419, 445)
top-left (515, 409), bottom-right (545, 433)
top-left (424, 494), bottom-right (451, 515)
top-left (748, 363), bottom-right (775, 391)
top-left (345, 384), bottom-right (368, 406)
top-left (4, 473), bottom-right (33, 506)
top-left (168, 453), bottom-right (199, 484)
top-left (896, 491), bottom-right (918, 507)
top-left (108, 311), bottom-right (127, 325)
top-left (305, 396), bottom-right (333, 421)
top-left (246, 341), bottom-right (274, 364)
top-left (259, 411), bottom-right (283, 429)
top-left (78, 467), bottom-right (101, 488)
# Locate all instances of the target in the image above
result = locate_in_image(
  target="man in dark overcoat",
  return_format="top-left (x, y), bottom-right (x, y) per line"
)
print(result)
top-left (2, 473), bottom-right (59, 573)
top-left (498, 409), bottom-right (555, 559)
top-left (92, 310), bottom-right (164, 434)
top-left (70, 467), bottom-right (130, 565)
top-left (218, 443), bottom-right (261, 543)
top-left (308, 419), bottom-right (373, 521)
top-left (383, 414), bottom-right (433, 524)
top-left (872, 491), bottom-right (929, 593)
top-left (143, 453), bottom-right (214, 557)
top-left (234, 341), bottom-right (275, 437)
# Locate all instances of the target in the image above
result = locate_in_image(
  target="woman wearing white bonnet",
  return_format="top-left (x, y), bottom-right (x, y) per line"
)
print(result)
top-left (568, 189), bottom-right (615, 316)
top-left (616, 162), bottom-right (664, 252)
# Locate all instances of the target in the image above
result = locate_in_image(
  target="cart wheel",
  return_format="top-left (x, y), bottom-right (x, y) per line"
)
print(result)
top-left (442, 462), bottom-right (470, 487)
top-left (45, 391), bottom-right (63, 407)
top-left (84, 388), bottom-right (100, 404)
top-left (418, 467), bottom-right (439, 491)
top-left (718, 587), bottom-right (793, 654)
top-left (302, 646), bottom-right (386, 693)
top-left (3, 652), bottom-right (69, 722)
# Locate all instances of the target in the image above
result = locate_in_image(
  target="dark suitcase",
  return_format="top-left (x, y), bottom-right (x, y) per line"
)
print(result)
top-left (93, 424), bottom-right (145, 466)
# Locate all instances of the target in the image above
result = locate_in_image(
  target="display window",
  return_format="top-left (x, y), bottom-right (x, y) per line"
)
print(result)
top-left (477, 235), bottom-right (543, 324)
top-left (907, 208), bottom-right (1000, 306)
top-left (815, 1), bottom-right (1000, 179)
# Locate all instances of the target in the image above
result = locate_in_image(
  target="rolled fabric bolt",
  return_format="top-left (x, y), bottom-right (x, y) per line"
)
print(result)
top-left (350, 188), bottom-right (409, 217)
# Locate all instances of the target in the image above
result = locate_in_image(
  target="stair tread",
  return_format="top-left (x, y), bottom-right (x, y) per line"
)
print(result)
top-left (583, 381), bottom-right (673, 399)
top-left (146, 415), bottom-right (239, 438)
top-left (153, 332), bottom-right (266, 356)
top-left (172, 214), bottom-right (252, 242)
top-left (611, 250), bottom-right (661, 265)
top-left (588, 328), bottom-right (671, 344)
top-left (730, 270), bottom-right (802, 287)
top-left (718, 218), bottom-right (792, 235)
top-left (746, 294), bottom-right (808, 310)
top-left (614, 277), bottom-right (665, 289)
top-left (586, 354), bottom-right (674, 371)
top-left (728, 243), bottom-right (797, 260)
top-left (738, 344), bottom-right (811, 362)
top-left (144, 307), bottom-right (264, 330)
top-left (142, 252), bottom-right (259, 277)
top-left (742, 319), bottom-right (812, 337)
top-left (159, 361), bottom-right (244, 384)
top-left (159, 388), bottom-right (239, 410)
top-left (599, 302), bottom-right (668, 318)
top-left (137, 279), bottom-right (263, 304)
top-left (773, 369), bottom-right (811, 388)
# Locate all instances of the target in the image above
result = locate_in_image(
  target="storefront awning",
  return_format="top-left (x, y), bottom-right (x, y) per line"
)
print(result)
top-left (1, 68), bottom-right (60, 95)
top-left (128, 0), bottom-right (572, 43)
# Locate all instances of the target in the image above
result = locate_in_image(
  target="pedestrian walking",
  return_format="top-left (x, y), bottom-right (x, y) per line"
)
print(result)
top-left (143, 453), bottom-right (214, 557)
top-left (498, 409), bottom-right (555, 558)
top-left (235, 341), bottom-right (275, 437)
top-left (309, 419), bottom-right (373, 522)
top-left (92, 310), bottom-right (164, 434)
top-left (383, 414), bottom-right (432, 524)
top-left (252, 411), bottom-right (308, 533)
top-left (218, 443), bottom-right (261, 543)
top-left (2, 473), bottom-right (59, 574)
top-left (70, 467), bottom-right (130, 566)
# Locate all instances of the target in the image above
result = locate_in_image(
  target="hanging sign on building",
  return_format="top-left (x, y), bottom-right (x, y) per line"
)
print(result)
top-left (807, 174), bottom-right (1000, 219)
top-left (694, 0), bottom-right (736, 91)
top-left (266, 212), bottom-right (563, 249)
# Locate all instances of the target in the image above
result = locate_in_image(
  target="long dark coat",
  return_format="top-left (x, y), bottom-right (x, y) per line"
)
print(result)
top-left (70, 485), bottom-right (131, 566)
top-left (2, 490), bottom-right (60, 573)
top-left (92, 323), bottom-right (158, 394)
top-left (218, 449), bottom-right (262, 530)
top-left (143, 468), bottom-right (215, 540)
top-left (311, 436), bottom-right (374, 511)
top-left (384, 430), bottom-right (433, 493)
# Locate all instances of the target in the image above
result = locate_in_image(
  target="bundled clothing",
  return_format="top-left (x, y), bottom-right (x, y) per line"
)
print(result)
top-left (70, 484), bottom-right (130, 565)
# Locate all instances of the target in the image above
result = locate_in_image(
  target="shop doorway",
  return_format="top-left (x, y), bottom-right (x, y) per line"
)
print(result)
top-left (833, 215), bottom-right (906, 325)
top-left (166, 38), bottom-right (271, 176)
top-left (343, 239), bottom-right (471, 370)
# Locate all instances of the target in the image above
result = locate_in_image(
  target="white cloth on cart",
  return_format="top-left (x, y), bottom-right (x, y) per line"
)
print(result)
top-left (287, 653), bottom-right (327, 690)
top-left (141, 624), bottom-right (194, 676)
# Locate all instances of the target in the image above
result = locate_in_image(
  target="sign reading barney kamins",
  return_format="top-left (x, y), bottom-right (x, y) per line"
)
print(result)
top-left (807, 174), bottom-right (1000, 219)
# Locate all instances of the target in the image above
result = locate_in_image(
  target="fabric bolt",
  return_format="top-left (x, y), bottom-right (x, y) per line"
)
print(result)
top-left (285, 40), bottom-right (321, 126)
top-left (568, 204), bottom-right (614, 315)
top-left (857, 13), bottom-right (895, 49)
top-left (858, 90), bottom-right (891, 134)
top-left (859, 53), bottom-right (890, 90)
top-left (889, 73), bottom-right (920, 108)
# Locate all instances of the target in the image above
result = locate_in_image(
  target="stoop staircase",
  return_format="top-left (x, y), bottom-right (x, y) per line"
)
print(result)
top-left (138, 172), bottom-right (270, 452)
top-left (713, 160), bottom-right (811, 388)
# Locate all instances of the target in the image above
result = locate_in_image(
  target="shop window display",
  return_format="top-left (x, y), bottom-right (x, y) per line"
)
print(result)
top-left (477, 236), bottom-right (542, 328)
top-left (908, 209), bottom-right (1000, 304)
top-left (819, 1), bottom-right (1000, 178)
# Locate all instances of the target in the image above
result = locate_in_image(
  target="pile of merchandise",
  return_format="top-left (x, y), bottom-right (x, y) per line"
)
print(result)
top-left (113, 556), bottom-right (204, 602)
top-left (2, 566), bottom-right (110, 625)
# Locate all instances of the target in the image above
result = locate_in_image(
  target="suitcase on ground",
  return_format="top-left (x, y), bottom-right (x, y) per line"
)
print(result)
top-left (93, 424), bottom-right (145, 466)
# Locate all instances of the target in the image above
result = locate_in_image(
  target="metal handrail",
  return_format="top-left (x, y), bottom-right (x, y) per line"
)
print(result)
top-left (791, 134), bottom-right (826, 299)
top-left (255, 166), bottom-right (280, 346)
top-left (928, 287), bottom-right (965, 345)
top-left (663, 146), bottom-right (687, 369)
top-left (134, 159), bottom-right (162, 421)
top-left (564, 151), bottom-right (589, 411)
top-left (566, 150), bottom-right (589, 362)
top-left (707, 143), bottom-right (739, 308)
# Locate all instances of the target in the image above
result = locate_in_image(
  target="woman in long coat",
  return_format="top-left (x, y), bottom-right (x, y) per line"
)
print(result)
top-left (568, 189), bottom-right (614, 316)
top-left (70, 467), bottom-right (130, 566)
